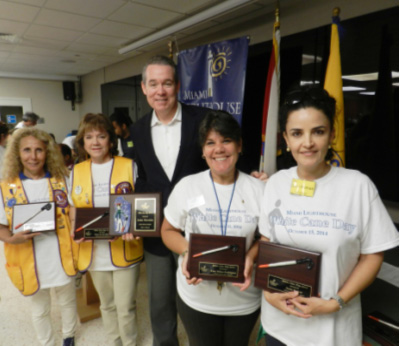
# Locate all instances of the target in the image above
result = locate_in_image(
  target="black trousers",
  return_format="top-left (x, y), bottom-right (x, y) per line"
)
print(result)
top-left (177, 293), bottom-right (259, 346)
top-left (265, 333), bottom-right (286, 346)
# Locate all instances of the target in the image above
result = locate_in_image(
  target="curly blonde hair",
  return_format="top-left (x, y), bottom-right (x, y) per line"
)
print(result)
top-left (75, 113), bottom-right (118, 163)
top-left (2, 128), bottom-right (68, 182)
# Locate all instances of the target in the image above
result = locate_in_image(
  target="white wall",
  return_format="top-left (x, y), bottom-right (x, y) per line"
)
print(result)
top-left (0, 78), bottom-right (81, 142)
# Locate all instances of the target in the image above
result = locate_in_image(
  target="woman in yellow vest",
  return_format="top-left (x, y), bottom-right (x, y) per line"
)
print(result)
top-left (0, 128), bottom-right (78, 346)
top-left (70, 113), bottom-right (143, 346)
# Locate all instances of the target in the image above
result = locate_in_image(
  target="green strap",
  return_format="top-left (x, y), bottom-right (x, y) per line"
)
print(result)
top-left (256, 323), bottom-right (267, 344)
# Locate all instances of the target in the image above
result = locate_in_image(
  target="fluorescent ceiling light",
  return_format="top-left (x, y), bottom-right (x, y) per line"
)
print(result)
top-left (342, 71), bottom-right (399, 82)
top-left (359, 91), bottom-right (375, 95)
top-left (300, 80), bottom-right (320, 86)
top-left (302, 54), bottom-right (322, 65)
top-left (342, 86), bottom-right (366, 91)
top-left (119, 0), bottom-right (251, 55)
top-left (0, 71), bottom-right (79, 81)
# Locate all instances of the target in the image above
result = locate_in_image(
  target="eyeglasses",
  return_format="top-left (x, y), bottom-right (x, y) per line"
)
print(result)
top-left (283, 87), bottom-right (330, 106)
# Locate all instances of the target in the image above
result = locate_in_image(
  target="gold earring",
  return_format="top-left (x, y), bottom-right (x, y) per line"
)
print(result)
top-left (328, 145), bottom-right (331, 149)
top-left (286, 147), bottom-right (290, 152)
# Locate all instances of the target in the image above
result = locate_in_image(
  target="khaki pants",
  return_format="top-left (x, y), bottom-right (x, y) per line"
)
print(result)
top-left (30, 280), bottom-right (77, 346)
top-left (90, 264), bottom-right (140, 346)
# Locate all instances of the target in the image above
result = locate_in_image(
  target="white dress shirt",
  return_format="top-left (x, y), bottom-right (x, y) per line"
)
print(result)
top-left (151, 103), bottom-right (182, 180)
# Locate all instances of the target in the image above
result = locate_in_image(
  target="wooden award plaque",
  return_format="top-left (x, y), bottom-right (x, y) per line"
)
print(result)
top-left (12, 202), bottom-right (56, 233)
top-left (74, 208), bottom-right (111, 240)
top-left (131, 192), bottom-right (161, 237)
top-left (188, 233), bottom-right (246, 283)
top-left (255, 241), bottom-right (321, 297)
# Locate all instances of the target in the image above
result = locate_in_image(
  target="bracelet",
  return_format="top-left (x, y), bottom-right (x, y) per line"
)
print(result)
top-left (330, 294), bottom-right (346, 310)
top-left (181, 250), bottom-right (188, 257)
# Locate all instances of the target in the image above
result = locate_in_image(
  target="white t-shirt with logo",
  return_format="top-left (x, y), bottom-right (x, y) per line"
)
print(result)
top-left (164, 170), bottom-right (264, 316)
top-left (259, 166), bottom-right (399, 346)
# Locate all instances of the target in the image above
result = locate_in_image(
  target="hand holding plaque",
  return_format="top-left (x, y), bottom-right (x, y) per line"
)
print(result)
top-left (188, 234), bottom-right (246, 283)
top-left (255, 241), bottom-right (321, 297)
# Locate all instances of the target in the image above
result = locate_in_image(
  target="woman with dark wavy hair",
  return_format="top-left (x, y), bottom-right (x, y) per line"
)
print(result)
top-left (259, 86), bottom-right (399, 346)
top-left (0, 128), bottom-right (78, 346)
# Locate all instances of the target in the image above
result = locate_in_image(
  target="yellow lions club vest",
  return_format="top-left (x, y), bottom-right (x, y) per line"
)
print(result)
top-left (71, 157), bottom-right (143, 271)
top-left (0, 176), bottom-right (78, 296)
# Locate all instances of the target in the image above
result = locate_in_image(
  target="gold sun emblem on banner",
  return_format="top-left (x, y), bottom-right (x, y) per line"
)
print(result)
top-left (210, 46), bottom-right (232, 81)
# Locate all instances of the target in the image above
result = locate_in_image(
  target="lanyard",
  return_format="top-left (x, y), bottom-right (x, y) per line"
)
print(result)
top-left (209, 171), bottom-right (237, 236)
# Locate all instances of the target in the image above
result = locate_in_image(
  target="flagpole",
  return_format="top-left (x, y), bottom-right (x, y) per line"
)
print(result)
top-left (259, 4), bottom-right (280, 174)
top-left (324, 7), bottom-right (345, 167)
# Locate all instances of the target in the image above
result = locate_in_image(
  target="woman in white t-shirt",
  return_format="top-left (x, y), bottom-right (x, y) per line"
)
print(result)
top-left (0, 128), bottom-right (78, 346)
top-left (259, 87), bottom-right (399, 346)
top-left (161, 110), bottom-right (264, 346)
top-left (70, 113), bottom-right (143, 346)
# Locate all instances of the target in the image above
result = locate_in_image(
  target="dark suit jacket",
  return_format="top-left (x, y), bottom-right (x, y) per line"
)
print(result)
top-left (131, 103), bottom-right (209, 255)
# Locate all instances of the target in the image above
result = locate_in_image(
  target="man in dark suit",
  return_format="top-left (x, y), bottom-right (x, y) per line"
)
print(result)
top-left (131, 55), bottom-right (209, 346)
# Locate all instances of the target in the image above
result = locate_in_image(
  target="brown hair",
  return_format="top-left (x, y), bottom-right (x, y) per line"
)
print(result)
top-left (75, 113), bottom-right (118, 162)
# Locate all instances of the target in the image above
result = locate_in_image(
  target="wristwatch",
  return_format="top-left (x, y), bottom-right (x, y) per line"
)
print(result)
top-left (330, 294), bottom-right (346, 310)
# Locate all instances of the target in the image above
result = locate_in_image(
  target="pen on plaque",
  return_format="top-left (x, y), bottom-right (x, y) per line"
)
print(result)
top-left (193, 244), bottom-right (237, 258)
top-left (15, 203), bottom-right (52, 230)
top-left (258, 258), bottom-right (311, 269)
top-left (368, 315), bottom-right (399, 331)
top-left (75, 212), bottom-right (109, 233)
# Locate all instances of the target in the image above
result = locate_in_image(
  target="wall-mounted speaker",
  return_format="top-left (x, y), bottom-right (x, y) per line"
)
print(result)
top-left (63, 81), bottom-right (75, 101)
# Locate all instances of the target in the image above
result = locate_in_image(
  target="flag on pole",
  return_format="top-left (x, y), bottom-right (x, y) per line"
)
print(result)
top-left (324, 8), bottom-right (345, 167)
top-left (259, 8), bottom-right (280, 175)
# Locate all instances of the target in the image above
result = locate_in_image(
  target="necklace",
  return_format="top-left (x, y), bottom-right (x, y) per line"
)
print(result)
top-left (209, 170), bottom-right (237, 293)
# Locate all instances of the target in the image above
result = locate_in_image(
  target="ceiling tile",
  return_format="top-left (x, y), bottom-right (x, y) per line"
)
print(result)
top-left (0, 20), bottom-right (30, 36)
top-left (7, 0), bottom-right (45, 6)
top-left (26, 25), bottom-right (83, 41)
top-left (0, 51), bottom-right (10, 58)
top-left (44, 0), bottom-right (127, 18)
top-left (0, 43), bottom-right (15, 51)
top-left (19, 36), bottom-right (70, 50)
top-left (91, 54), bottom-right (124, 63)
top-left (0, 1), bottom-right (40, 22)
top-left (132, 0), bottom-right (221, 14)
top-left (77, 33), bottom-right (126, 48)
top-left (179, 20), bottom-right (219, 36)
top-left (109, 3), bottom-right (182, 29)
top-left (53, 50), bottom-right (97, 61)
top-left (90, 20), bottom-right (152, 40)
top-left (66, 42), bottom-right (110, 55)
top-left (13, 45), bottom-right (57, 56)
top-left (35, 9), bottom-right (101, 31)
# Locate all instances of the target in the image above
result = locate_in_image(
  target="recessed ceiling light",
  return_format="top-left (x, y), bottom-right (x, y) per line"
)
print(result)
top-left (0, 33), bottom-right (20, 43)
top-left (300, 80), bottom-right (320, 85)
top-left (342, 71), bottom-right (399, 81)
top-left (359, 91), bottom-right (375, 95)
top-left (302, 54), bottom-right (322, 65)
top-left (342, 86), bottom-right (366, 91)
